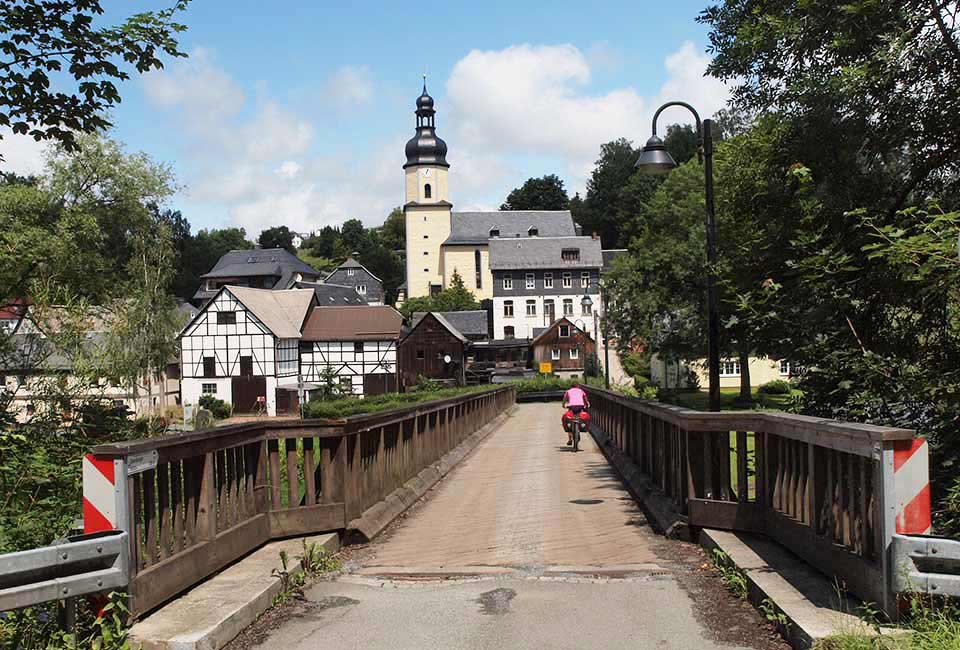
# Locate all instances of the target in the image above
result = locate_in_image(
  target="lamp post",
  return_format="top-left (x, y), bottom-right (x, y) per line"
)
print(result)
top-left (635, 101), bottom-right (720, 412)
top-left (580, 293), bottom-right (607, 386)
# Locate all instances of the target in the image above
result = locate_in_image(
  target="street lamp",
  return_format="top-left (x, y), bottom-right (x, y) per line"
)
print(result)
top-left (636, 101), bottom-right (720, 412)
top-left (580, 293), bottom-right (608, 388)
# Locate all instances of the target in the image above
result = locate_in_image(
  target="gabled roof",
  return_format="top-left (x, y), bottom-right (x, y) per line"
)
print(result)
top-left (200, 248), bottom-right (319, 279)
top-left (224, 287), bottom-right (315, 338)
top-left (301, 305), bottom-right (403, 341)
top-left (531, 317), bottom-right (588, 346)
top-left (444, 210), bottom-right (577, 245)
top-left (405, 312), bottom-right (468, 344)
top-left (488, 236), bottom-right (604, 270)
top-left (322, 257), bottom-right (382, 283)
top-left (412, 310), bottom-right (488, 339)
top-left (295, 281), bottom-right (367, 305)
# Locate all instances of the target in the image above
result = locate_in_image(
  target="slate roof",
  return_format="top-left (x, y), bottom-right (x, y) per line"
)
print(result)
top-left (487, 236), bottom-right (604, 270)
top-left (602, 249), bottom-right (628, 274)
top-left (295, 282), bottom-right (367, 305)
top-left (194, 248), bottom-right (320, 301)
top-left (322, 257), bottom-right (383, 283)
top-left (224, 287), bottom-right (315, 338)
top-left (444, 210), bottom-right (577, 245)
top-left (0, 332), bottom-right (109, 371)
top-left (412, 310), bottom-right (488, 339)
top-left (405, 312), bottom-right (468, 344)
top-left (301, 305), bottom-right (403, 341)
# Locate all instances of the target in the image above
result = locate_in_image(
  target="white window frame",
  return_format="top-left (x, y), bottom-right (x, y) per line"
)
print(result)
top-left (582, 301), bottom-right (592, 316)
top-left (779, 360), bottom-right (790, 376)
top-left (559, 324), bottom-right (570, 338)
top-left (551, 348), bottom-right (561, 361)
top-left (544, 272), bottom-right (554, 289)
top-left (201, 383), bottom-right (217, 395)
top-left (503, 274), bottom-right (513, 290)
top-left (525, 300), bottom-right (536, 316)
top-left (525, 273), bottom-right (535, 290)
top-left (569, 348), bottom-right (579, 360)
top-left (563, 299), bottom-right (574, 316)
top-left (720, 361), bottom-right (742, 377)
top-left (347, 269), bottom-right (355, 276)
top-left (503, 300), bottom-right (514, 317)
top-left (357, 284), bottom-right (367, 295)
top-left (562, 272), bottom-right (572, 288)
top-left (581, 272), bottom-right (590, 289)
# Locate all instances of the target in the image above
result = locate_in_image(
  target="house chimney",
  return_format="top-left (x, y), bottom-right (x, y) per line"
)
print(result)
top-left (591, 231), bottom-right (599, 240)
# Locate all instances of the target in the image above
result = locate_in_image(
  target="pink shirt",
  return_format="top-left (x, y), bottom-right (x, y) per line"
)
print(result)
top-left (564, 387), bottom-right (587, 407)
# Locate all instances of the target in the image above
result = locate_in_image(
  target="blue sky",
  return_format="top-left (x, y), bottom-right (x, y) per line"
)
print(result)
top-left (4, 0), bottom-right (729, 238)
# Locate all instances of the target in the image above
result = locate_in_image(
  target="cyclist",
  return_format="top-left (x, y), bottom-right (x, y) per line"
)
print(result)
top-left (562, 382), bottom-right (590, 446)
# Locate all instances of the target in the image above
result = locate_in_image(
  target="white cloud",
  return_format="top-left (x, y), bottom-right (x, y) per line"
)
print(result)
top-left (321, 65), bottom-right (374, 110)
top-left (142, 48), bottom-right (244, 125)
top-left (0, 130), bottom-right (47, 176)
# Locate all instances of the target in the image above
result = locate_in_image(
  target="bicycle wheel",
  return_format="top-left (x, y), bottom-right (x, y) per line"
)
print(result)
top-left (573, 419), bottom-right (580, 452)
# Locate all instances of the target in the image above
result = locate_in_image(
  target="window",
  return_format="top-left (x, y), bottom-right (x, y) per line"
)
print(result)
top-left (544, 272), bottom-right (554, 289)
top-left (562, 272), bottom-right (572, 288)
top-left (347, 269), bottom-right (355, 276)
top-left (202, 383), bottom-right (217, 395)
top-left (551, 348), bottom-right (561, 361)
top-left (475, 250), bottom-right (482, 289)
top-left (503, 274), bottom-right (513, 290)
top-left (563, 299), bottom-right (574, 316)
top-left (217, 311), bottom-right (236, 325)
top-left (525, 273), bottom-right (535, 289)
top-left (504, 326), bottom-right (515, 339)
top-left (526, 300), bottom-right (536, 316)
top-left (340, 377), bottom-right (352, 392)
top-left (423, 251), bottom-right (429, 255)
top-left (354, 342), bottom-right (365, 356)
top-left (203, 357), bottom-right (216, 378)
top-left (581, 272), bottom-right (590, 289)
top-left (424, 183), bottom-right (432, 198)
top-left (416, 349), bottom-right (425, 360)
top-left (300, 341), bottom-right (313, 354)
top-left (503, 300), bottom-right (514, 317)
top-left (423, 268), bottom-right (429, 273)
top-left (26, 403), bottom-right (35, 416)
top-left (544, 299), bottom-right (555, 320)
top-left (582, 301), bottom-right (593, 316)
top-left (720, 361), bottom-right (742, 377)
top-left (779, 360), bottom-right (790, 376)
top-left (528, 227), bottom-right (539, 237)
top-left (559, 324), bottom-right (570, 337)
top-left (357, 284), bottom-right (367, 295)
top-left (423, 235), bottom-right (429, 239)
top-left (569, 348), bottom-right (579, 360)
top-left (490, 228), bottom-right (500, 238)
top-left (240, 356), bottom-right (253, 377)
top-left (562, 248), bottom-right (580, 261)
top-left (206, 280), bottom-right (217, 291)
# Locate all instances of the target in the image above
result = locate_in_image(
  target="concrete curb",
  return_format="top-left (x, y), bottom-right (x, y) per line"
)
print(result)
top-left (588, 425), bottom-right (690, 540)
top-left (346, 406), bottom-right (516, 543)
top-left (130, 533), bottom-right (339, 650)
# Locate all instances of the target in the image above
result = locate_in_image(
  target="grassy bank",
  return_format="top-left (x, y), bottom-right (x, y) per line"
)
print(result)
top-left (302, 385), bottom-right (492, 419)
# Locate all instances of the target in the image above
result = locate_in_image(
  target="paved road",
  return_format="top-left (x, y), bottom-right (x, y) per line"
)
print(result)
top-left (252, 404), bottom-right (759, 650)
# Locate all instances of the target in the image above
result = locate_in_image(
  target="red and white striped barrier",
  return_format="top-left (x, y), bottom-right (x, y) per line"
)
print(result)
top-left (892, 439), bottom-right (932, 535)
top-left (82, 454), bottom-right (122, 533)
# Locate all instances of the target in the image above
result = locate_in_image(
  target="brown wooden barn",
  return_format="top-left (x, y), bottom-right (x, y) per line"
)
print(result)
top-left (398, 312), bottom-right (467, 389)
top-left (530, 317), bottom-right (594, 377)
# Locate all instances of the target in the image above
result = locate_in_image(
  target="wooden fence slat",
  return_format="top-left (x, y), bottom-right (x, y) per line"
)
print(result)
top-left (736, 431), bottom-right (748, 502)
top-left (268, 439), bottom-right (282, 510)
top-left (303, 437), bottom-right (317, 506)
top-left (157, 464), bottom-right (171, 560)
top-left (170, 461), bottom-right (184, 554)
top-left (142, 469), bottom-right (157, 567)
top-left (286, 438), bottom-right (299, 509)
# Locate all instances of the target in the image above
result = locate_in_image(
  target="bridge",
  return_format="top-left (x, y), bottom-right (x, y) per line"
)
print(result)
top-left (2, 385), bottom-right (953, 649)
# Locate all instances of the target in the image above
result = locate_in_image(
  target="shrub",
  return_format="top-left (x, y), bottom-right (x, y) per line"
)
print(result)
top-left (512, 375), bottom-right (576, 394)
top-left (758, 379), bottom-right (792, 395)
top-left (197, 394), bottom-right (231, 419)
top-left (408, 375), bottom-right (444, 393)
top-left (302, 385), bottom-right (488, 419)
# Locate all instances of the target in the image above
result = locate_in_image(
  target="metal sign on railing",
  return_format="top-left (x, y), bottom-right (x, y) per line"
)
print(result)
top-left (0, 530), bottom-right (129, 612)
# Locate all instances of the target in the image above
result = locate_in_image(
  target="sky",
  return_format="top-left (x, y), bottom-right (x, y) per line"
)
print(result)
top-left (2, 0), bottom-right (730, 238)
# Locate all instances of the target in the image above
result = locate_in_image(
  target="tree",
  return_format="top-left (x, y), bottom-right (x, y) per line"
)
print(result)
top-left (379, 207), bottom-right (405, 253)
top-left (258, 225), bottom-right (295, 253)
top-left (0, 0), bottom-right (189, 158)
top-left (340, 218), bottom-right (368, 255)
top-left (575, 138), bottom-right (638, 247)
top-left (500, 174), bottom-right (570, 211)
top-left (663, 124), bottom-right (698, 165)
top-left (399, 271), bottom-right (480, 319)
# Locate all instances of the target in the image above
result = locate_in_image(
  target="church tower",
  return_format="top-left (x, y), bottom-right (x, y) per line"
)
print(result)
top-left (403, 79), bottom-right (451, 299)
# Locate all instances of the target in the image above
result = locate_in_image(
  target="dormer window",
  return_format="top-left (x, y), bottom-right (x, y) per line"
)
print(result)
top-left (528, 227), bottom-right (538, 237)
top-left (347, 269), bottom-right (355, 276)
top-left (490, 229), bottom-right (500, 238)
top-left (561, 248), bottom-right (580, 262)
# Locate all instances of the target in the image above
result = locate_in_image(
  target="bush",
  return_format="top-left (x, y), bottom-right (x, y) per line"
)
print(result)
top-left (302, 385), bottom-right (488, 419)
top-left (758, 379), bottom-right (792, 395)
top-left (197, 394), bottom-right (231, 419)
top-left (408, 375), bottom-right (444, 393)
top-left (512, 375), bottom-right (577, 394)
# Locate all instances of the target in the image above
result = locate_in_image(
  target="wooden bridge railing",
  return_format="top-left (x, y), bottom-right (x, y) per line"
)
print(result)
top-left (584, 386), bottom-right (929, 615)
top-left (86, 385), bottom-right (515, 616)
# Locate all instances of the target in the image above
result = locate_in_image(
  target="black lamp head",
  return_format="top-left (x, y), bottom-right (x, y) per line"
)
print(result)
top-left (635, 135), bottom-right (677, 174)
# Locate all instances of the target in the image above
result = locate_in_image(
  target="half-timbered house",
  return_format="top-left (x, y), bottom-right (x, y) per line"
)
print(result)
top-left (179, 286), bottom-right (316, 416)
top-left (299, 305), bottom-right (403, 396)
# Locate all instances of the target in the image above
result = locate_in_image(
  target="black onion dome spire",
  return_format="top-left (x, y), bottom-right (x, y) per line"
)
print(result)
top-left (404, 76), bottom-right (449, 169)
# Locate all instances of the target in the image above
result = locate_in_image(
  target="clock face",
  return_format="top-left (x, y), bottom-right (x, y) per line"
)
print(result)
top-left (422, 168), bottom-right (432, 177)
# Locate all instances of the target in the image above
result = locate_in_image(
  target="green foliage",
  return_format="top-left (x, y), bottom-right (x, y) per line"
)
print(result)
top-left (512, 375), bottom-right (577, 394)
top-left (299, 539), bottom-right (341, 575)
top-left (758, 380), bottom-right (791, 395)
top-left (500, 174), bottom-right (570, 211)
top-left (814, 594), bottom-right (960, 649)
top-left (1, 591), bottom-right (135, 650)
top-left (408, 375), bottom-right (444, 393)
top-left (0, 0), bottom-right (188, 155)
top-left (711, 549), bottom-right (748, 600)
top-left (573, 138), bottom-right (639, 247)
top-left (258, 225), bottom-right (296, 253)
top-left (302, 385), bottom-right (488, 419)
top-left (399, 271), bottom-right (480, 319)
top-left (197, 394), bottom-right (231, 420)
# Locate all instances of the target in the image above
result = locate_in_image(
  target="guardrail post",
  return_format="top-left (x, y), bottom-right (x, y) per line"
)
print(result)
top-left (82, 454), bottom-right (133, 580)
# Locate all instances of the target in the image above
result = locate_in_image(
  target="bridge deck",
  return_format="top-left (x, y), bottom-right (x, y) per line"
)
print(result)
top-left (248, 404), bottom-right (783, 650)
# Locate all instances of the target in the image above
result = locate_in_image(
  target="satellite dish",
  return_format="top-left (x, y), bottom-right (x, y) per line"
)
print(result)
top-left (443, 354), bottom-right (452, 364)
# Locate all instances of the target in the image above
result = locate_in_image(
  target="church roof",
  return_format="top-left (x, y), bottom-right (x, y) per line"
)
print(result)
top-left (444, 210), bottom-right (577, 245)
top-left (404, 81), bottom-right (449, 169)
top-left (488, 236), bottom-right (603, 270)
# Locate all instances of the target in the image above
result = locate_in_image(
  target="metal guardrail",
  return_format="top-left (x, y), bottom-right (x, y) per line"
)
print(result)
top-left (892, 534), bottom-right (960, 597)
top-left (0, 530), bottom-right (129, 611)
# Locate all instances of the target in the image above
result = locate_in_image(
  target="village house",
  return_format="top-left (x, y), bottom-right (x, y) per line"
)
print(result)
top-left (411, 310), bottom-right (488, 341)
top-left (530, 317), bottom-right (595, 378)
top-left (193, 248), bottom-right (321, 303)
top-left (398, 312), bottom-right (467, 389)
top-left (299, 305), bottom-right (403, 397)
top-left (322, 257), bottom-right (384, 305)
top-left (179, 286), bottom-right (316, 416)
top-left (650, 354), bottom-right (800, 391)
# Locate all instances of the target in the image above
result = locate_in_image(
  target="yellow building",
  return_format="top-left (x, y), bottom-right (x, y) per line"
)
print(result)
top-left (402, 81), bottom-right (578, 302)
top-left (650, 353), bottom-right (798, 390)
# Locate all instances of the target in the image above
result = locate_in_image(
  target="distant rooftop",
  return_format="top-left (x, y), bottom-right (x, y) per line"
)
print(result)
top-left (445, 210), bottom-right (577, 245)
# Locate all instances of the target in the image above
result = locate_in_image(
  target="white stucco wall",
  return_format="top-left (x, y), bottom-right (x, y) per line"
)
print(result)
top-left (492, 293), bottom-right (600, 340)
top-left (650, 354), bottom-right (793, 390)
